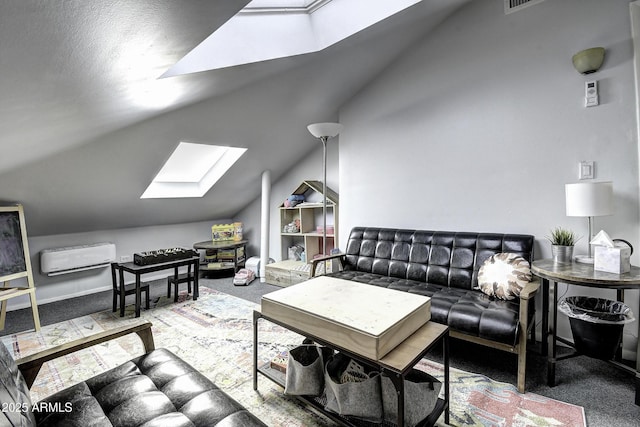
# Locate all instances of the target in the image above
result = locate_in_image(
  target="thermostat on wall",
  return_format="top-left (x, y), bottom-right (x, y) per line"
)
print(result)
top-left (585, 80), bottom-right (598, 107)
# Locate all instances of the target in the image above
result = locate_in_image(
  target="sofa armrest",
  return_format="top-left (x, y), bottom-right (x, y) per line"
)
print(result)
top-left (519, 278), bottom-right (541, 301)
top-left (16, 320), bottom-right (154, 389)
top-left (310, 253), bottom-right (346, 277)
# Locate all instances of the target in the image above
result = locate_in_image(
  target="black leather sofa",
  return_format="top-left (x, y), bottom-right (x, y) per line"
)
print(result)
top-left (311, 227), bottom-right (539, 393)
top-left (0, 321), bottom-right (265, 427)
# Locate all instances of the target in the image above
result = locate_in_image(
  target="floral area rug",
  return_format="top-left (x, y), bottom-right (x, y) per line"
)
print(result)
top-left (1, 288), bottom-right (586, 427)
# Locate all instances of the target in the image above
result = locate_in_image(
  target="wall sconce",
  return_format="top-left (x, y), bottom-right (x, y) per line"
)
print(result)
top-left (572, 47), bottom-right (605, 74)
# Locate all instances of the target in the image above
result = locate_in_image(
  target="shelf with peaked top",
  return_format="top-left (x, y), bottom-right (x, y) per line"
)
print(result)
top-left (265, 180), bottom-right (338, 287)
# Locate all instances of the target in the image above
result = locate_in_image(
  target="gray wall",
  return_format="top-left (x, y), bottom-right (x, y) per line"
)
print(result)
top-left (337, 0), bottom-right (639, 357)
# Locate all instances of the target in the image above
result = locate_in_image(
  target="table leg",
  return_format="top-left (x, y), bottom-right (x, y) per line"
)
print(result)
top-left (385, 373), bottom-right (405, 427)
top-left (615, 289), bottom-right (625, 361)
top-left (547, 281), bottom-right (558, 387)
top-left (542, 278), bottom-right (549, 357)
top-left (444, 330), bottom-right (450, 425)
top-left (173, 267), bottom-right (179, 299)
top-left (135, 275), bottom-right (141, 318)
top-left (119, 269), bottom-right (126, 317)
top-left (253, 311), bottom-right (259, 391)
top-left (193, 260), bottom-right (199, 300)
top-left (637, 291), bottom-right (640, 406)
top-left (617, 288), bottom-right (640, 406)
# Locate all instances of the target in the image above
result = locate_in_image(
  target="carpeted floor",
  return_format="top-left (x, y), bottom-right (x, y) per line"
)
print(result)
top-left (2, 277), bottom-right (640, 426)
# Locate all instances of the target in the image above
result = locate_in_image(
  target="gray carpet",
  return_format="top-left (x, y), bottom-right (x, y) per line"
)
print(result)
top-left (2, 277), bottom-right (639, 426)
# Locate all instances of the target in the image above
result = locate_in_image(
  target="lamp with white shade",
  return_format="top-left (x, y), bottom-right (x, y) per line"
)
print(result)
top-left (565, 181), bottom-right (614, 263)
top-left (307, 122), bottom-right (343, 256)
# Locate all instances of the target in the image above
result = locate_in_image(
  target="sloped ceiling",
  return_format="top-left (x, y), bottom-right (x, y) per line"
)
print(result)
top-left (0, 0), bottom-right (470, 236)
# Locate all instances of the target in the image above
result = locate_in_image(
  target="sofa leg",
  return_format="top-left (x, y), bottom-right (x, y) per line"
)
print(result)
top-left (517, 350), bottom-right (526, 393)
top-left (517, 316), bottom-right (529, 393)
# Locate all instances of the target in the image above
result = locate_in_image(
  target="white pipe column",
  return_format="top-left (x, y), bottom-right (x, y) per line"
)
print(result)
top-left (260, 170), bottom-right (271, 282)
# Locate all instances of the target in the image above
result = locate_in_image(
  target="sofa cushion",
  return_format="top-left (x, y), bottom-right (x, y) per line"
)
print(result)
top-left (34, 348), bottom-right (265, 427)
top-left (477, 253), bottom-right (532, 300)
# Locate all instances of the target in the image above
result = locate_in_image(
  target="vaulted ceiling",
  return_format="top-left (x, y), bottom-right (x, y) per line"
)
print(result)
top-left (0, 0), bottom-right (470, 236)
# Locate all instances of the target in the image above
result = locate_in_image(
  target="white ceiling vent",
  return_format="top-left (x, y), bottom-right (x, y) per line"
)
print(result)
top-left (504, 0), bottom-right (545, 14)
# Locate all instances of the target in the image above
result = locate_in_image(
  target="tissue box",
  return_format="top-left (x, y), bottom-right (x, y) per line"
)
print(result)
top-left (594, 244), bottom-right (631, 274)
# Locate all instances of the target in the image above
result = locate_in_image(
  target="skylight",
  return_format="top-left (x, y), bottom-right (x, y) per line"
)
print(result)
top-left (161, 0), bottom-right (422, 76)
top-left (141, 142), bottom-right (246, 198)
top-left (243, 0), bottom-right (321, 11)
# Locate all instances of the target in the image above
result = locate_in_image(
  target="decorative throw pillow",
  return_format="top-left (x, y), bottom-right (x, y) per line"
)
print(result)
top-left (477, 253), bottom-right (532, 300)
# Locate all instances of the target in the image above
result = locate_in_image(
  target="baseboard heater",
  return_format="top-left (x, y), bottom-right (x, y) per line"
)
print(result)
top-left (41, 243), bottom-right (116, 276)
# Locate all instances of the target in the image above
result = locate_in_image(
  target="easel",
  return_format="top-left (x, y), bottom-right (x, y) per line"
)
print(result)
top-left (0, 204), bottom-right (41, 331)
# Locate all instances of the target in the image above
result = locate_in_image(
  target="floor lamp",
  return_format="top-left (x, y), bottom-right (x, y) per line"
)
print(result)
top-left (565, 181), bottom-right (614, 263)
top-left (307, 122), bottom-right (343, 256)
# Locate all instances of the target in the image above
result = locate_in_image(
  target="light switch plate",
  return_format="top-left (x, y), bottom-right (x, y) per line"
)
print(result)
top-left (579, 161), bottom-right (594, 180)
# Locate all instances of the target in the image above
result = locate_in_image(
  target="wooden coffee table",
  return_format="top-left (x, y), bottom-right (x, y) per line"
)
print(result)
top-left (253, 276), bottom-right (449, 426)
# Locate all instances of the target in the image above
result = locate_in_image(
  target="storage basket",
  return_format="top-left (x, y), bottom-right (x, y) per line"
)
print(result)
top-left (324, 353), bottom-right (383, 423)
top-left (381, 369), bottom-right (441, 426)
top-left (284, 345), bottom-right (332, 396)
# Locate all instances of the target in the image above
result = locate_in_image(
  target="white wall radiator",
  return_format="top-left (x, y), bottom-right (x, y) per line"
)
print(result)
top-left (40, 243), bottom-right (116, 276)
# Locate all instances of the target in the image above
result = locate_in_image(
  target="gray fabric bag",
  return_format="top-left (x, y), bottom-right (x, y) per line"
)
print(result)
top-left (284, 345), bottom-right (331, 396)
top-left (381, 369), bottom-right (442, 426)
top-left (324, 353), bottom-right (383, 423)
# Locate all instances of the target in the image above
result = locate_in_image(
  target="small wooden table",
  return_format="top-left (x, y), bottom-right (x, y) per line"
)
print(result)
top-left (112, 256), bottom-right (199, 317)
top-left (253, 276), bottom-right (449, 426)
top-left (531, 259), bottom-right (640, 405)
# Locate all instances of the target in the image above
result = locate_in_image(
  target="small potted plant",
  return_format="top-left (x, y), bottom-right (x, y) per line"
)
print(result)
top-left (547, 227), bottom-right (579, 263)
